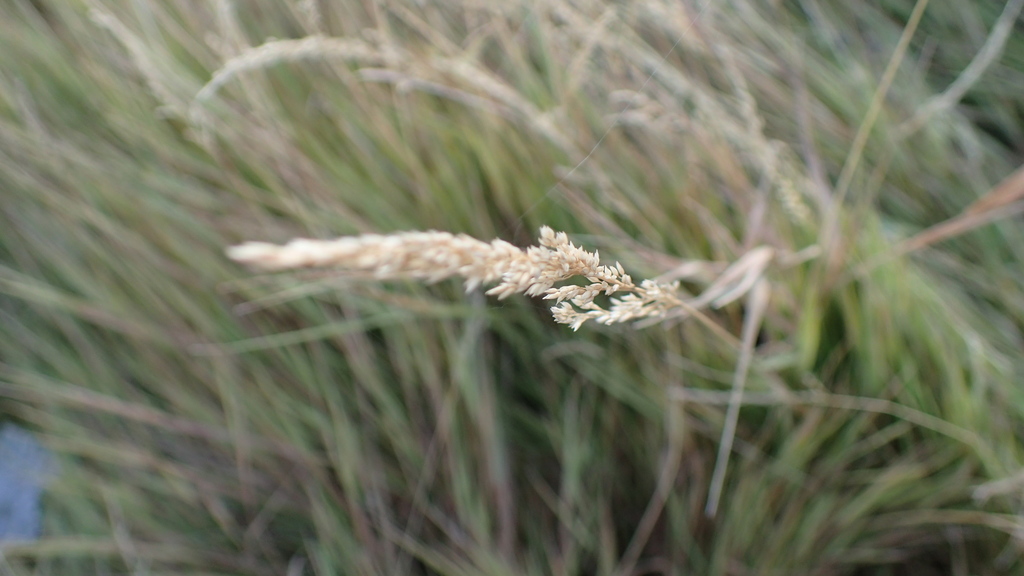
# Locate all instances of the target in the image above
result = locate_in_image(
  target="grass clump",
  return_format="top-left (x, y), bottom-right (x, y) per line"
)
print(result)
top-left (1, 0), bottom-right (1023, 574)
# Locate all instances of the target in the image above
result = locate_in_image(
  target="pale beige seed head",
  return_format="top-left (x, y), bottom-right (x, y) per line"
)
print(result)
top-left (227, 227), bottom-right (771, 331)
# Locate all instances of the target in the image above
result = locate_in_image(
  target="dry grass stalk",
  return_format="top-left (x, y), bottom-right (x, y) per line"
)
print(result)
top-left (228, 227), bottom-right (773, 331)
top-left (848, 163), bottom-right (1024, 282)
top-left (193, 35), bottom-right (387, 107)
top-left (898, 0), bottom-right (1024, 138)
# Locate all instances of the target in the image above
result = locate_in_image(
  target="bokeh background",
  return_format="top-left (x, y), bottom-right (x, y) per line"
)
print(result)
top-left (1, 0), bottom-right (1023, 574)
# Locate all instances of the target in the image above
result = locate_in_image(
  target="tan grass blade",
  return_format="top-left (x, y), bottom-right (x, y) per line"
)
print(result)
top-left (704, 278), bottom-right (771, 517)
top-left (823, 0), bottom-right (931, 260)
top-left (846, 164), bottom-right (1024, 283)
top-left (906, 165), bottom-right (1024, 250)
top-left (895, 164), bottom-right (1024, 257)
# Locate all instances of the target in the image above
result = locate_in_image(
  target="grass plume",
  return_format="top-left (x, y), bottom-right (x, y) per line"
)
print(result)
top-left (228, 227), bottom-right (778, 331)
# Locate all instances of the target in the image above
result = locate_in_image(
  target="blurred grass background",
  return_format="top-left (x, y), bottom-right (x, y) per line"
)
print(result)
top-left (1, 0), bottom-right (1023, 574)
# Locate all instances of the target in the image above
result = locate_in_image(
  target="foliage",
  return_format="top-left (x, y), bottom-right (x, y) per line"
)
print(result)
top-left (1, 0), bottom-right (1023, 574)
